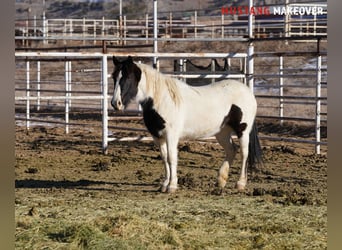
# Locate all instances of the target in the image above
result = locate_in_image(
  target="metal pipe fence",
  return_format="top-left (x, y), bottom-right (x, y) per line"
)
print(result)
top-left (15, 4), bottom-right (327, 46)
top-left (15, 51), bottom-right (327, 154)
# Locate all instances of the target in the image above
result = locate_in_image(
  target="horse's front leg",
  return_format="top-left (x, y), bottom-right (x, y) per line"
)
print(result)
top-left (158, 139), bottom-right (170, 193)
top-left (166, 134), bottom-right (179, 193)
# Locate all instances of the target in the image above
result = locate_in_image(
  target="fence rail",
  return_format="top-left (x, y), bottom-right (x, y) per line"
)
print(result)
top-left (15, 51), bottom-right (327, 154)
top-left (15, 3), bottom-right (327, 46)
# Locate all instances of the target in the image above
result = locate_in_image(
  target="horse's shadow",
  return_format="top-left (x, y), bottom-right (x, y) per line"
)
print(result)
top-left (15, 178), bottom-right (159, 192)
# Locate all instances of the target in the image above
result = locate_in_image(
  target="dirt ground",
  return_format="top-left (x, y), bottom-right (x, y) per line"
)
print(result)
top-left (15, 116), bottom-right (327, 201)
top-left (15, 117), bottom-right (327, 249)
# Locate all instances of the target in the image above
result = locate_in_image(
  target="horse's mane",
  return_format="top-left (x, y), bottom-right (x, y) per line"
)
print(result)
top-left (137, 63), bottom-right (182, 108)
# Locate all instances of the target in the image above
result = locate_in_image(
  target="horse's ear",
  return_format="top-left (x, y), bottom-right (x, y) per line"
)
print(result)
top-left (113, 56), bottom-right (120, 66)
top-left (134, 65), bottom-right (142, 83)
top-left (127, 56), bottom-right (133, 64)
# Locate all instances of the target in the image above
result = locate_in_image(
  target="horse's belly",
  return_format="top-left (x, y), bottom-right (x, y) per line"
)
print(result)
top-left (180, 113), bottom-right (224, 139)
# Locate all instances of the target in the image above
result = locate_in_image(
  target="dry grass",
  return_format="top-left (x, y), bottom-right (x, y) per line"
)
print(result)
top-left (15, 193), bottom-right (327, 249)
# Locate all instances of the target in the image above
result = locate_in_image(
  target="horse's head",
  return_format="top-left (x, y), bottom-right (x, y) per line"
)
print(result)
top-left (111, 56), bottom-right (142, 111)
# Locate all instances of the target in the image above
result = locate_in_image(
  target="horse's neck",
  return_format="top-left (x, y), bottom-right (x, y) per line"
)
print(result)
top-left (137, 65), bottom-right (159, 102)
top-left (138, 64), bottom-right (183, 109)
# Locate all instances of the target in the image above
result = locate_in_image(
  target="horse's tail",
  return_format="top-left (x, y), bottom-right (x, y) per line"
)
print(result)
top-left (247, 121), bottom-right (263, 169)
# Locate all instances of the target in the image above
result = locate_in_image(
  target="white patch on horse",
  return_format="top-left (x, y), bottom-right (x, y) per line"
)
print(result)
top-left (111, 71), bottom-right (123, 110)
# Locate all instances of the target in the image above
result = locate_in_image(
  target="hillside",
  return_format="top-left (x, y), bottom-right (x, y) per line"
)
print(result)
top-left (15, 0), bottom-right (323, 20)
top-left (16, 0), bottom-right (213, 19)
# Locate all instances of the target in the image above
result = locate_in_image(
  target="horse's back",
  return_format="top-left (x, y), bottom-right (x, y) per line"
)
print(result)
top-left (179, 79), bottom-right (256, 139)
top-left (191, 79), bottom-right (256, 111)
top-left (212, 79), bottom-right (254, 95)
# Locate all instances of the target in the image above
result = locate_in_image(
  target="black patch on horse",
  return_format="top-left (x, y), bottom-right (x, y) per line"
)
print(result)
top-left (223, 104), bottom-right (247, 138)
top-left (140, 98), bottom-right (166, 138)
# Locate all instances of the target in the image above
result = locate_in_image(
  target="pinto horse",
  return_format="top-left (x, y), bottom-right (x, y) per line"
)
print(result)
top-left (111, 56), bottom-right (263, 193)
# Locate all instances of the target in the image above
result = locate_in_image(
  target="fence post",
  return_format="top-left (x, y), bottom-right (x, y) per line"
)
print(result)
top-left (211, 21), bottom-right (215, 39)
top-left (83, 17), bottom-right (86, 45)
top-left (93, 20), bottom-right (96, 45)
top-left (64, 60), bottom-right (71, 134)
top-left (313, 13), bottom-right (317, 36)
top-left (279, 56), bottom-right (284, 125)
top-left (43, 12), bottom-right (47, 45)
top-left (247, 0), bottom-right (254, 90)
top-left (123, 15), bottom-right (127, 46)
top-left (315, 55), bottom-right (321, 154)
top-left (177, 59), bottom-right (184, 81)
top-left (153, 0), bottom-right (158, 68)
top-left (70, 19), bottom-right (73, 38)
top-left (102, 16), bottom-right (105, 37)
top-left (145, 13), bottom-right (149, 44)
top-left (102, 55), bottom-right (109, 155)
top-left (247, 43), bottom-right (254, 90)
top-left (33, 15), bottom-right (37, 37)
top-left (211, 59), bottom-right (215, 84)
top-left (63, 19), bottom-right (66, 45)
top-left (68, 61), bottom-right (72, 109)
top-left (285, 0), bottom-right (290, 38)
top-left (169, 12), bottom-right (173, 38)
top-left (179, 59), bottom-right (184, 72)
top-left (36, 61), bottom-right (40, 111)
top-left (194, 11), bottom-right (197, 38)
top-left (221, 13), bottom-right (224, 39)
top-left (26, 60), bottom-right (30, 130)
top-left (119, 14), bottom-right (123, 45)
top-left (242, 57), bottom-right (247, 84)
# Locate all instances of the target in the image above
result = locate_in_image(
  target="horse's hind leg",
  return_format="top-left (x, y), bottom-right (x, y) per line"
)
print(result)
top-left (236, 132), bottom-right (249, 191)
top-left (215, 129), bottom-right (236, 191)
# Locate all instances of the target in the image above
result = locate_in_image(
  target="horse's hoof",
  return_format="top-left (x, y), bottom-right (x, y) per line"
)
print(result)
top-left (160, 185), bottom-right (168, 193)
top-left (211, 187), bottom-right (224, 196)
top-left (167, 186), bottom-right (177, 194)
top-left (217, 178), bottom-right (227, 190)
top-left (236, 181), bottom-right (246, 191)
top-left (159, 185), bottom-right (177, 193)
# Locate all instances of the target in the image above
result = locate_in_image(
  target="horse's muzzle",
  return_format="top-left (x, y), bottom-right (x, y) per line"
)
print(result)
top-left (111, 99), bottom-right (124, 111)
